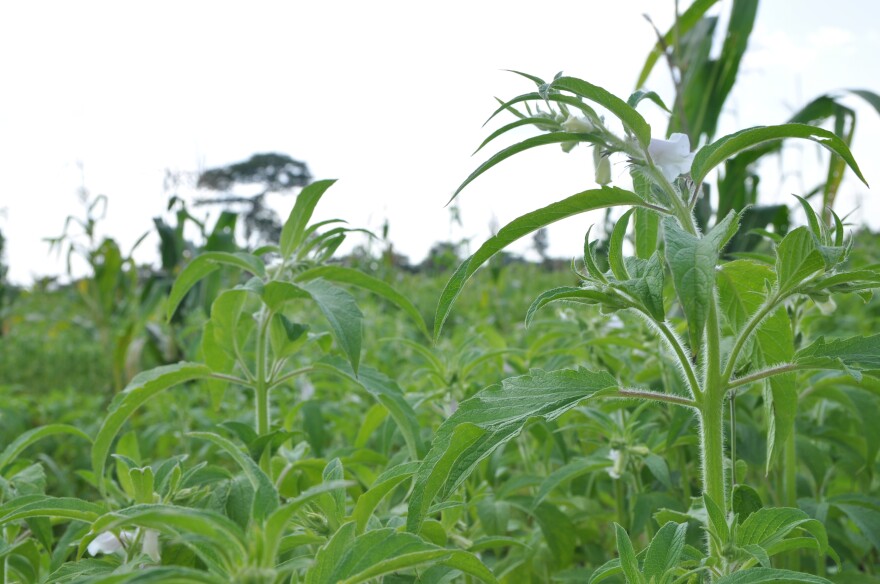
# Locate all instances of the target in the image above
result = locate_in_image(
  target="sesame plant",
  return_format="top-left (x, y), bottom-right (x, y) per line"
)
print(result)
top-left (408, 69), bottom-right (880, 583)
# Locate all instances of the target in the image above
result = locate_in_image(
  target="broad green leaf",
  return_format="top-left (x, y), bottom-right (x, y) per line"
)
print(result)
top-left (92, 363), bottom-right (213, 491)
top-left (663, 211), bottom-right (737, 348)
top-left (614, 523), bottom-right (644, 584)
top-left (451, 132), bottom-right (604, 202)
top-left (305, 522), bottom-right (497, 584)
top-left (832, 496), bottom-right (880, 550)
top-left (0, 496), bottom-right (102, 526)
top-left (407, 368), bottom-right (617, 532)
top-left (551, 76), bottom-right (652, 147)
top-left (166, 252), bottom-right (266, 320)
top-left (187, 432), bottom-right (278, 523)
top-left (717, 260), bottom-right (773, 332)
top-left (435, 187), bottom-right (646, 340)
top-left (302, 279), bottom-right (363, 374)
top-left (279, 179), bottom-right (336, 258)
top-left (691, 124), bottom-right (868, 187)
top-left (643, 522), bottom-right (687, 580)
top-left (634, 207), bottom-right (660, 259)
top-left (794, 334), bottom-right (880, 373)
top-left (619, 252), bottom-right (666, 320)
top-left (296, 265), bottom-right (429, 338)
top-left (0, 424), bottom-right (91, 473)
top-left (262, 281), bottom-right (310, 312)
top-left (732, 484), bottom-right (763, 523)
top-left (775, 227), bottom-right (826, 295)
top-left (316, 357), bottom-right (424, 459)
top-left (736, 507), bottom-right (827, 554)
top-left (713, 568), bottom-right (831, 584)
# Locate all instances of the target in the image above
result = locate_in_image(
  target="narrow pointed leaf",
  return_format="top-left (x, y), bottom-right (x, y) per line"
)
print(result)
top-left (280, 179), bottom-right (336, 258)
top-left (714, 568), bottom-right (831, 584)
top-left (551, 76), bottom-right (652, 146)
top-left (302, 279), bottom-right (363, 374)
top-left (166, 252), bottom-right (266, 320)
top-left (435, 187), bottom-right (646, 340)
top-left (0, 424), bottom-right (92, 473)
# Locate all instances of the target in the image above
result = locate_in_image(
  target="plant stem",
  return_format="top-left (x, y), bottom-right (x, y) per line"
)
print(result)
top-left (726, 362), bottom-right (799, 390)
top-left (615, 388), bottom-right (697, 409)
top-left (701, 300), bottom-right (727, 565)
top-left (254, 310), bottom-right (272, 474)
top-left (784, 429), bottom-right (800, 571)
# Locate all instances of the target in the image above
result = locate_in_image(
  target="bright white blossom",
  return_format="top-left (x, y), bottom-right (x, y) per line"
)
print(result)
top-left (87, 528), bottom-right (160, 561)
top-left (561, 114), bottom-right (595, 134)
top-left (607, 449), bottom-right (624, 480)
top-left (648, 133), bottom-right (695, 182)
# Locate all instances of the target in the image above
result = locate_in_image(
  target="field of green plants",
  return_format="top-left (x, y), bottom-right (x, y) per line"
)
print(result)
top-left (2, 1), bottom-right (880, 582)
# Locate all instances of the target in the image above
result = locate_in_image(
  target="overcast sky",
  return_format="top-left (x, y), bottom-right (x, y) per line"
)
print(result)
top-left (1, 1), bottom-right (878, 284)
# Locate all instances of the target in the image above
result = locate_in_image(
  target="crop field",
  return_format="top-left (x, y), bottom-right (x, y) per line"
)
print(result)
top-left (2, 1), bottom-right (880, 583)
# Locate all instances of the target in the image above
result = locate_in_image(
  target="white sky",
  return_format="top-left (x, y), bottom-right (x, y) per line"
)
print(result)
top-left (1, 1), bottom-right (878, 284)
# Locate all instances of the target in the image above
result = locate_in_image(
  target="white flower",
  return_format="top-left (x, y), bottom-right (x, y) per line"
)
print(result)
top-left (648, 133), bottom-right (695, 182)
top-left (87, 528), bottom-right (160, 561)
top-left (815, 297), bottom-right (836, 316)
top-left (87, 530), bottom-right (133, 556)
top-left (561, 114), bottom-right (595, 134)
top-left (607, 448), bottom-right (624, 480)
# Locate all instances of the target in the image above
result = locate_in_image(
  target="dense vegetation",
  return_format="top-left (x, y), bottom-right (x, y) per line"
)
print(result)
top-left (2, 1), bottom-right (880, 582)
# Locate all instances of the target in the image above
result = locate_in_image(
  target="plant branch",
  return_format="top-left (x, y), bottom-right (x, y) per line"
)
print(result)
top-left (208, 373), bottom-right (253, 387)
top-left (722, 292), bottom-right (783, 383)
top-left (268, 366), bottom-right (315, 391)
top-left (726, 363), bottom-right (799, 390)
top-left (645, 317), bottom-right (702, 400)
top-left (613, 388), bottom-right (698, 409)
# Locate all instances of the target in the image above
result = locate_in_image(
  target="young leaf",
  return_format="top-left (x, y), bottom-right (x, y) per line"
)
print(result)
top-left (608, 209), bottom-right (635, 280)
top-left (663, 211), bottom-right (737, 348)
top-left (435, 187), bottom-right (647, 340)
top-left (525, 287), bottom-right (623, 328)
top-left (643, 522), bottom-right (687, 580)
top-left (691, 124), bottom-right (868, 187)
top-left (775, 227), bottom-right (826, 295)
top-left (92, 363), bottom-right (213, 491)
top-left (614, 523), bottom-right (644, 584)
top-left (279, 179), bottom-right (337, 259)
top-left (551, 76), bottom-right (652, 147)
top-left (736, 507), bottom-right (828, 554)
top-left (704, 494), bottom-right (730, 546)
top-left (407, 368), bottom-right (617, 532)
top-left (352, 462), bottom-right (418, 533)
top-left (794, 334), bottom-right (880, 374)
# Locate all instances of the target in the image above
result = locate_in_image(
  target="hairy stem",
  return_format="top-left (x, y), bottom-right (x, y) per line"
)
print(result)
top-left (727, 363), bottom-right (799, 390)
top-left (722, 293), bottom-right (781, 383)
top-left (254, 310), bottom-right (272, 474)
top-left (615, 388), bottom-right (698, 409)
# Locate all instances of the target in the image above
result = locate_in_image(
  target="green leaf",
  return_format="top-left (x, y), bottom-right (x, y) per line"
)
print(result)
top-left (532, 455), bottom-right (611, 506)
top-left (280, 179), bottom-right (337, 258)
top-left (316, 357), bottom-right (424, 459)
top-left (305, 522), bottom-right (497, 584)
top-left (261, 281), bottom-right (311, 312)
top-left (713, 568), bottom-right (831, 584)
top-left (0, 496), bottom-right (103, 526)
top-left (435, 187), bottom-right (646, 340)
top-left (691, 124), bottom-right (868, 187)
top-left (473, 116), bottom-right (563, 154)
top-left (614, 523), bottom-right (644, 584)
top-left (187, 432), bottom-right (278, 523)
top-left (634, 208), bottom-right (660, 260)
top-left (832, 496), bottom-right (880, 550)
top-left (166, 252), bottom-right (266, 320)
top-left (608, 209), bottom-right (634, 280)
top-left (296, 265), bottom-right (429, 339)
top-left (92, 363), bottom-right (213, 491)
top-left (775, 227), bottom-right (826, 295)
top-left (663, 211), bottom-right (737, 348)
top-left (0, 424), bottom-right (92, 473)
top-left (353, 462), bottom-right (418, 533)
top-left (451, 132), bottom-right (604, 202)
top-left (795, 334), bottom-right (880, 372)
top-left (635, 0), bottom-right (720, 87)
top-left (643, 522), bottom-right (687, 580)
top-left (302, 279), bottom-right (363, 374)
top-left (756, 307), bottom-right (795, 471)
top-left (551, 76), bottom-right (652, 147)
top-left (407, 368), bottom-right (617, 532)
top-left (736, 507), bottom-right (827, 554)
top-left (627, 90), bottom-right (671, 113)
top-left (732, 484), bottom-right (763, 523)
top-left (704, 494), bottom-right (730, 546)
top-left (524, 287), bottom-right (622, 328)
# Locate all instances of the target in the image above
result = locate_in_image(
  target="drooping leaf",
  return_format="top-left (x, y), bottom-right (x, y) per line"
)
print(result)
top-left (166, 252), bottom-right (266, 320)
top-left (0, 424), bottom-right (92, 473)
top-left (92, 363), bottom-right (213, 491)
top-left (525, 287), bottom-right (622, 328)
top-left (435, 187), bottom-right (647, 340)
top-left (407, 368), bottom-right (617, 532)
top-left (691, 124), bottom-right (868, 187)
top-left (713, 568), bottom-right (831, 584)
